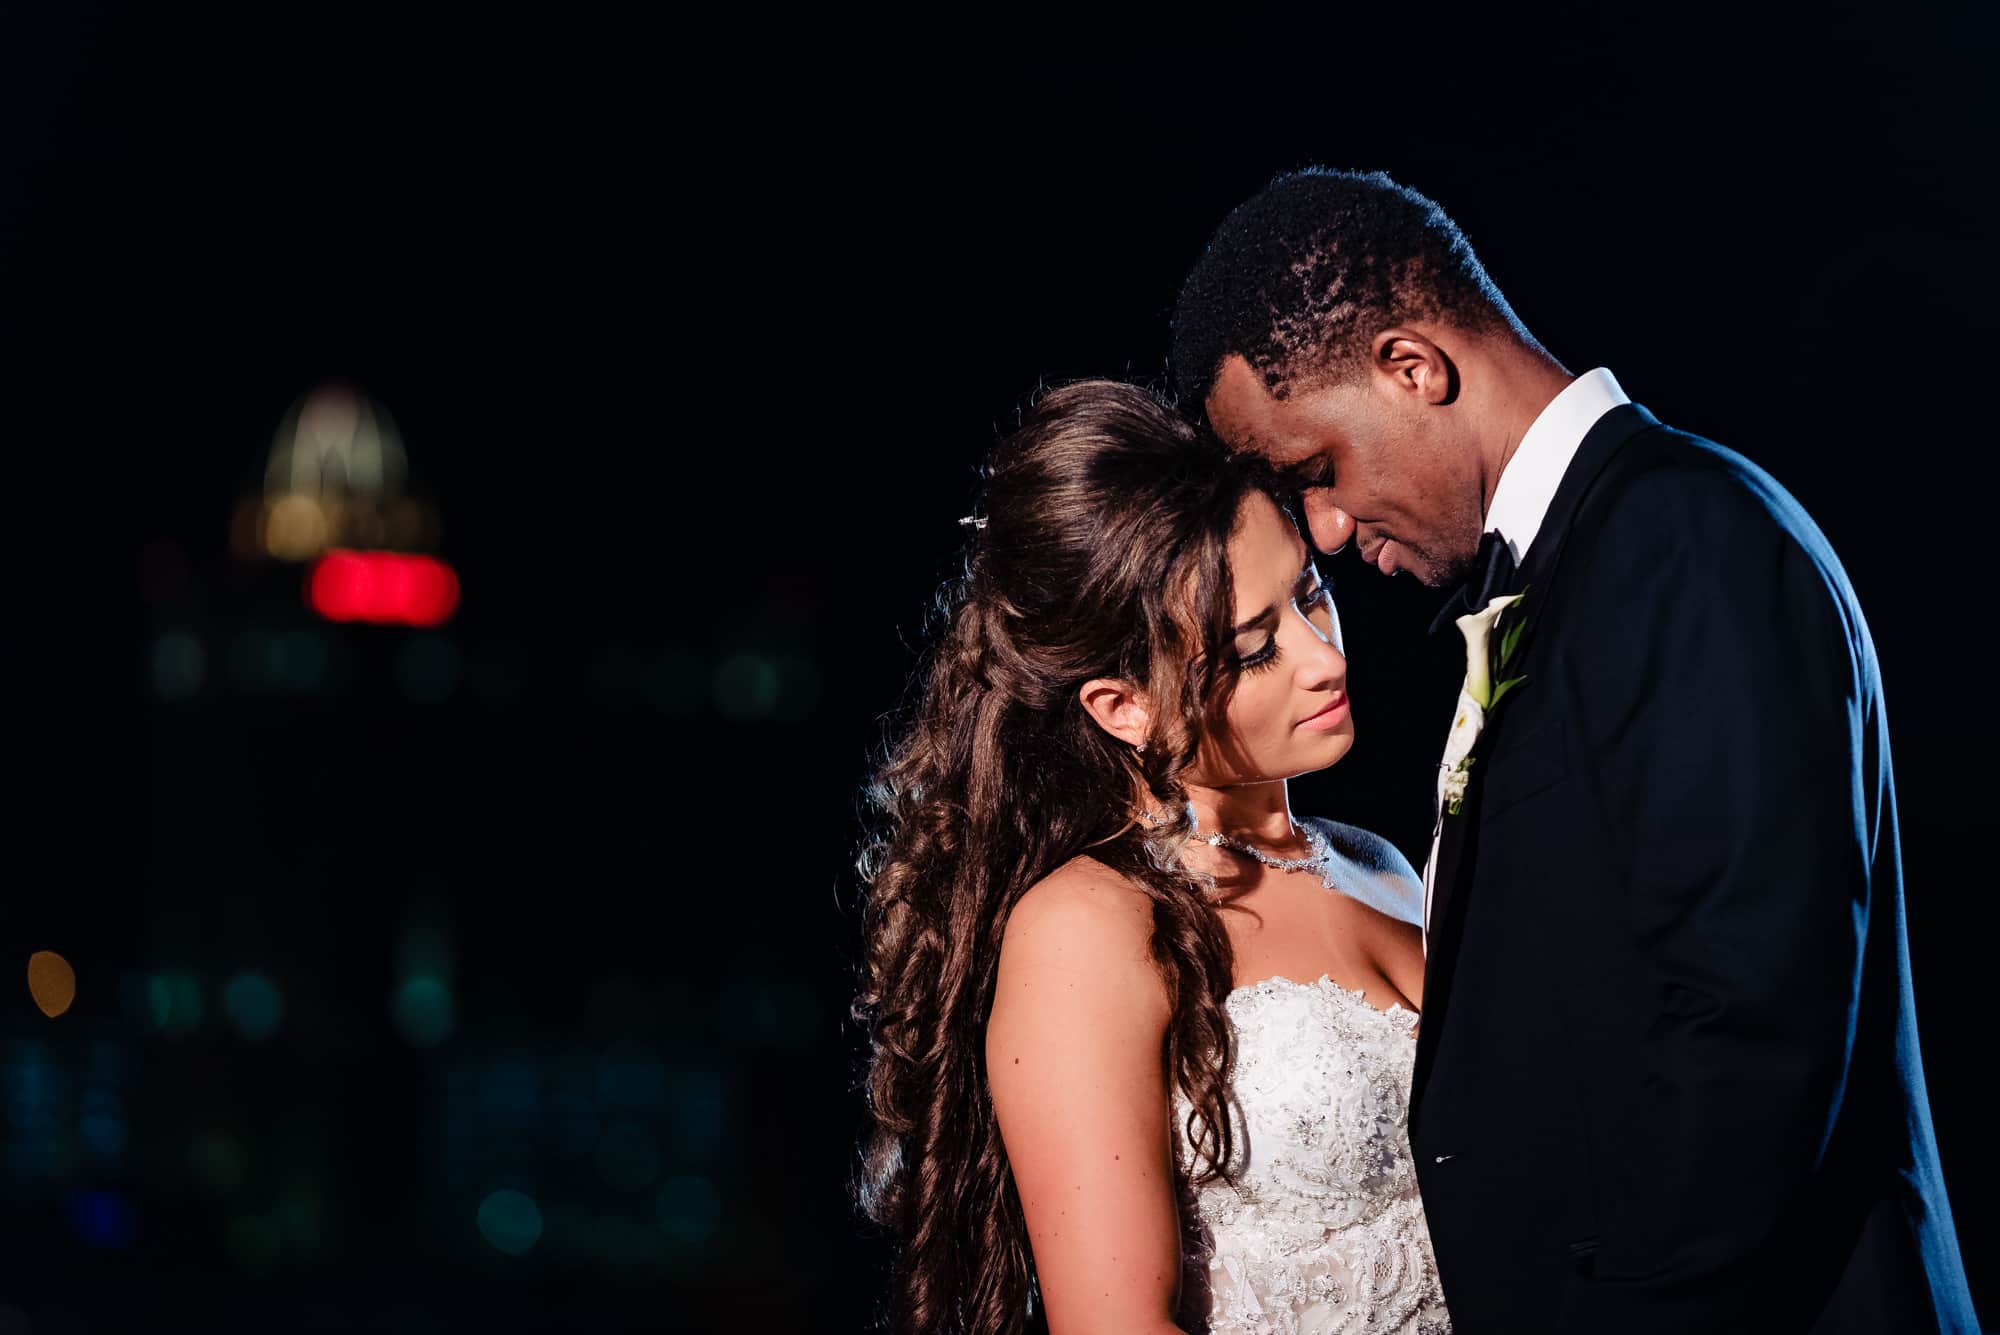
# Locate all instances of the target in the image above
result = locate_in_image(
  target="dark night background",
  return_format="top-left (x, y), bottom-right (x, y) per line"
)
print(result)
top-left (0, 5), bottom-right (1993, 1331)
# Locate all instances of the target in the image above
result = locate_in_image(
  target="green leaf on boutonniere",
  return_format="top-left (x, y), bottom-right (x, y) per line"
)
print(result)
top-left (1488, 675), bottom-right (1526, 711)
top-left (1496, 584), bottom-right (1531, 670)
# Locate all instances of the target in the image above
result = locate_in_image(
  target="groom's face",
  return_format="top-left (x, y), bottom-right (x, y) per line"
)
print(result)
top-left (1205, 354), bottom-right (1481, 588)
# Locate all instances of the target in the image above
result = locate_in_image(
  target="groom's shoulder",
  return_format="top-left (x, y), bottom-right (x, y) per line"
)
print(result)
top-left (1580, 418), bottom-right (1864, 640)
top-left (1593, 419), bottom-right (1828, 558)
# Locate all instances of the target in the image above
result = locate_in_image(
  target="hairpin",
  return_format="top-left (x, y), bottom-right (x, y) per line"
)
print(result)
top-left (958, 515), bottom-right (988, 530)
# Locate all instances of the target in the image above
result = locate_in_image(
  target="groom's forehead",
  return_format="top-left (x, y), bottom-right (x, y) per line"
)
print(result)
top-left (1208, 358), bottom-right (1328, 466)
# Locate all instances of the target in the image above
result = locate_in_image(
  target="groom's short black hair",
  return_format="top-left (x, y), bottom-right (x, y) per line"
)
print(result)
top-left (1171, 168), bottom-right (1522, 408)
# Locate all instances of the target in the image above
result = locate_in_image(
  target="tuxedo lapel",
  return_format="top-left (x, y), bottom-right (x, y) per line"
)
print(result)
top-left (1413, 402), bottom-right (1663, 1112)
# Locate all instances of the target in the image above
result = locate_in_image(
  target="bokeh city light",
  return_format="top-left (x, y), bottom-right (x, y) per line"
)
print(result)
top-left (26, 953), bottom-right (76, 1020)
top-left (307, 550), bottom-right (461, 627)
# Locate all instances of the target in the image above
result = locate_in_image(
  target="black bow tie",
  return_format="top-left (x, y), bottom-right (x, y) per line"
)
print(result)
top-left (1429, 530), bottom-right (1517, 636)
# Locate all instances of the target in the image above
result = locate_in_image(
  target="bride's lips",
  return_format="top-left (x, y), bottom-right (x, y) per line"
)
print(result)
top-left (1297, 692), bottom-right (1351, 731)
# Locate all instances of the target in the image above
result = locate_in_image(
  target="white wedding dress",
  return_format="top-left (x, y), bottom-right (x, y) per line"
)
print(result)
top-left (1172, 822), bottom-right (1451, 1334)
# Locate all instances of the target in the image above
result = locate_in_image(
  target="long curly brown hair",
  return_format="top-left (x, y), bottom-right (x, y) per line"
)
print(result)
top-left (853, 379), bottom-right (1273, 1334)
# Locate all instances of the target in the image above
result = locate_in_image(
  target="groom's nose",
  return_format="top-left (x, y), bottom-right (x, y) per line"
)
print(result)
top-left (1301, 491), bottom-right (1355, 555)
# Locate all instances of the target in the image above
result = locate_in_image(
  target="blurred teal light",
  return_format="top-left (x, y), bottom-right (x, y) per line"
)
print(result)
top-left (225, 628), bottom-right (329, 694)
top-left (669, 1067), bottom-right (727, 1154)
top-left (395, 908), bottom-right (456, 983)
top-left (277, 1192), bottom-right (329, 1259)
top-left (393, 976), bottom-right (456, 1047)
top-left (280, 628), bottom-right (331, 691)
top-left (713, 650), bottom-right (820, 723)
top-left (224, 972), bottom-right (285, 1041)
top-left (144, 973), bottom-right (203, 1037)
top-left (479, 1059), bottom-right (540, 1115)
top-left (80, 1090), bottom-right (127, 1159)
top-left (597, 1042), bottom-right (666, 1106)
top-left (712, 652), bottom-right (781, 720)
top-left (476, 1188), bottom-right (543, 1256)
top-left (656, 1174), bottom-right (721, 1244)
top-left (151, 632), bottom-right (205, 702)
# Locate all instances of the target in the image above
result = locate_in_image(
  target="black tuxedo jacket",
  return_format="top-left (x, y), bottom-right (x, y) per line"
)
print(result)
top-left (1410, 404), bottom-right (1979, 1333)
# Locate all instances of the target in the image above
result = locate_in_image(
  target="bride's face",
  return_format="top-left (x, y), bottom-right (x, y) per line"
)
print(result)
top-left (1185, 493), bottom-right (1354, 787)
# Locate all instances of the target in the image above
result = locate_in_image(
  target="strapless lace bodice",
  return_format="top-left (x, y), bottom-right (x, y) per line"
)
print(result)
top-left (1173, 974), bottom-right (1450, 1334)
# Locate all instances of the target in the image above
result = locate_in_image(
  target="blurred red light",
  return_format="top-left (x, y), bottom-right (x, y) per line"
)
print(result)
top-left (375, 556), bottom-right (414, 625)
top-left (409, 556), bottom-right (461, 626)
top-left (308, 550), bottom-right (364, 621)
top-left (306, 550), bottom-right (459, 627)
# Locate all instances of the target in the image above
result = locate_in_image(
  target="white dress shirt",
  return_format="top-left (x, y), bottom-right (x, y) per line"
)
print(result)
top-left (1482, 367), bottom-right (1631, 566)
top-left (1421, 368), bottom-right (1631, 948)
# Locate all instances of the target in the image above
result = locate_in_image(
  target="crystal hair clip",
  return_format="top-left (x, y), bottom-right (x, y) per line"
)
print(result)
top-left (958, 515), bottom-right (988, 530)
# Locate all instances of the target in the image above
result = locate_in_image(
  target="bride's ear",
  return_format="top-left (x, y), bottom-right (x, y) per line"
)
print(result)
top-left (1078, 677), bottom-right (1151, 750)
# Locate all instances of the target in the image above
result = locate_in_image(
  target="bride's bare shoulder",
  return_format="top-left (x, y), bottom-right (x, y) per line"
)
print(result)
top-left (1002, 856), bottom-right (1156, 963)
top-left (992, 857), bottom-right (1165, 1019)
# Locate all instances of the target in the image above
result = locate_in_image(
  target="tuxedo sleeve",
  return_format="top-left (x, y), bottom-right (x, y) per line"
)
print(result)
top-left (1555, 467), bottom-right (1871, 1331)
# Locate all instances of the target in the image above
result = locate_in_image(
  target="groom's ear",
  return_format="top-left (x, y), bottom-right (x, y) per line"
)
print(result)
top-left (1369, 327), bottom-right (1456, 406)
top-left (1078, 677), bottom-right (1151, 750)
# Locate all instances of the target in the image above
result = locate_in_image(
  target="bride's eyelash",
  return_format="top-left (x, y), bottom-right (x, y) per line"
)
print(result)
top-left (1236, 582), bottom-right (1333, 675)
top-left (1240, 640), bottom-right (1281, 674)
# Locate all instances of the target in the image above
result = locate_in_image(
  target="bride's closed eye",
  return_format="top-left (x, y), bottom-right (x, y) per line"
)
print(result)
top-left (1237, 580), bottom-right (1335, 675)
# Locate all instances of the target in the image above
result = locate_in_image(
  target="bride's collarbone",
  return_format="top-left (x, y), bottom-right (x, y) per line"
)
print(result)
top-left (1223, 901), bottom-right (1416, 1012)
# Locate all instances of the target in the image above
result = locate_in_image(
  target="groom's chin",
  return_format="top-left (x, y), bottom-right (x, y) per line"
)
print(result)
top-left (1421, 545), bottom-right (1482, 590)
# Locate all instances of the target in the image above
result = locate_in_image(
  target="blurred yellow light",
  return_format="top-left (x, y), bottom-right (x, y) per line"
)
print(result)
top-left (27, 951), bottom-right (76, 1018)
top-left (264, 494), bottom-right (330, 561)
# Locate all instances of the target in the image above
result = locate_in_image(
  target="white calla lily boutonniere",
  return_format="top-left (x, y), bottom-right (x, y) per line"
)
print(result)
top-left (1439, 590), bottom-right (1529, 816)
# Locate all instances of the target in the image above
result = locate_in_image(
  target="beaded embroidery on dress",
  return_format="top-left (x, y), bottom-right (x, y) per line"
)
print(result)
top-left (1171, 822), bottom-right (1450, 1334)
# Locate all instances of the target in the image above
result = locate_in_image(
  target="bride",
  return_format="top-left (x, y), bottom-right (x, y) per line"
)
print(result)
top-left (854, 379), bottom-right (1450, 1334)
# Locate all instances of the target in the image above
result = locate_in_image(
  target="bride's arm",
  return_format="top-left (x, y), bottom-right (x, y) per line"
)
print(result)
top-left (986, 861), bottom-right (1188, 1335)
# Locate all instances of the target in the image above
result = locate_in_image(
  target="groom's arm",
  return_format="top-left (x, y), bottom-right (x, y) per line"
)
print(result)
top-left (1556, 461), bottom-right (1870, 1330)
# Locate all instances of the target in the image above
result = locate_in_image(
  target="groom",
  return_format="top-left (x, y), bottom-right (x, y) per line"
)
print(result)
top-left (1170, 169), bottom-right (1978, 1332)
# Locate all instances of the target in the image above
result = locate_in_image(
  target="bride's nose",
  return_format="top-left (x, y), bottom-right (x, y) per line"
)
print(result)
top-left (1296, 629), bottom-right (1346, 688)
